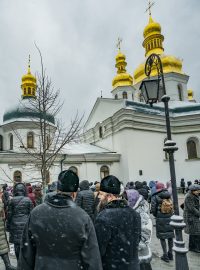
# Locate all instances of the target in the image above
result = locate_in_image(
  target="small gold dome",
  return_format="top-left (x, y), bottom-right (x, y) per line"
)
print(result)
top-left (143, 16), bottom-right (161, 38)
top-left (188, 89), bottom-right (194, 101)
top-left (21, 56), bottom-right (37, 99)
top-left (112, 50), bottom-right (133, 89)
top-left (133, 15), bottom-right (183, 85)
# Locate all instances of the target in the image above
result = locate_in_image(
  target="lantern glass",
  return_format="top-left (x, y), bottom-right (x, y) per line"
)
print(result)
top-left (140, 78), bottom-right (161, 105)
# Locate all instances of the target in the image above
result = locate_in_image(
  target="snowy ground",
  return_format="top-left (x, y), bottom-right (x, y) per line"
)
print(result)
top-left (0, 194), bottom-right (199, 269)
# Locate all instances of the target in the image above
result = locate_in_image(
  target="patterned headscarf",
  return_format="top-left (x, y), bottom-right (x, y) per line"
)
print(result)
top-left (125, 189), bottom-right (140, 208)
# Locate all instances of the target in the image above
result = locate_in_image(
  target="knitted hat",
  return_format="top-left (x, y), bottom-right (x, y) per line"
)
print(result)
top-left (100, 175), bottom-right (121, 195)
top-left (57, 170), bottom-right (79, 192)
top-left (189, 184), bottom-right (200, 191)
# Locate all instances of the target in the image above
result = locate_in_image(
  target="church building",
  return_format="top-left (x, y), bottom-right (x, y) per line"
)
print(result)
top-left (0, 13), bottom-right (199, 185)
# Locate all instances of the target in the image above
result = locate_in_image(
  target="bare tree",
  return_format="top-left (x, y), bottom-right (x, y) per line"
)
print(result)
top-left (12, 46), bottom-right (83, 194)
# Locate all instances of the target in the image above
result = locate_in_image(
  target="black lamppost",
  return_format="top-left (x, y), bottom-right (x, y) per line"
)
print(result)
top-left (140, 53), bottom-right (189, 270)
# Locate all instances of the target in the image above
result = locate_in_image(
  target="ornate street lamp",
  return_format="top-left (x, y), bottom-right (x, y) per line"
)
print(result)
top-left (140, 53), bottom-right (189, 270)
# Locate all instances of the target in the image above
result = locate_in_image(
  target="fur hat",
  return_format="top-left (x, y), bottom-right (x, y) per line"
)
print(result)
top-left (57, 170), bottom-right (79, 192)
top-left (100, 175), bottom-right (121, 195)
top-left (189, 184), bottom-right (200, 191)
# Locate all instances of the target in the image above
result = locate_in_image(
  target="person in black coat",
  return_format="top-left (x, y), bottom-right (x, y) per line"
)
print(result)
top-left (180, 178), bottom-right (186, 194)
top-left (135, 181), bottom-right (149, 201)
top-left (151, 182), bottom-right (174, 263)
top-left (76, 180), bottom-right (95, 221)
top-left (6, 183), bottom-right (33, 261)
top-left (95, 175), bottom-right (141, 270)
top-left (19, 170), bottom-right (102, 270)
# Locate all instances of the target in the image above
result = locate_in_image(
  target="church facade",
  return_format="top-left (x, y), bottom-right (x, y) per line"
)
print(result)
top-left (0, 13), bottom-right (199, 186)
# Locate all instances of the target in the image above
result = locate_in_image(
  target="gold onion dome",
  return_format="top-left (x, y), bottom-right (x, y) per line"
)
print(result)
top-left (112, 50), bottom-right (133, 89)
top-left (21, 56), bottom-right (37, 99)
top-left (188, 89), bottom-right (194, 101)
top-left (133, 16), bottom-right (183, 84)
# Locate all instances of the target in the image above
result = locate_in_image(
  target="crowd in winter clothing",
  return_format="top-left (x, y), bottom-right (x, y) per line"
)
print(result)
top-left (0, 176), bottom-right (199, 269)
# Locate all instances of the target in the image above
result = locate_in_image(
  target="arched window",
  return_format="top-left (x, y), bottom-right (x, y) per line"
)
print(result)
top-left (0, 135), bottom-right (3, 151)
top-left (99, 126), bottom-right (103, 138)
top-left (100, 165), bottom-right (110, 179)
top-left (27, 132), bottom-right (34, 148)
top-left (164, 138), bottom-right (169, 160)
top-left (115, 94), bottom-right (118, 100)
top-left (122, 91), bottom-right (128, 99)
top-left (178, 84), bottom-right (183, 101)
top-left (28, 87), bottom-right (31, 95)
top-left (24, 88), bottom-right (27, 95)
top-left (187, 139), bottom-right (198, 159)
top-left (69, 166), bottom-right (78, 175)
top-left (9, 134), bottom-right (13, 150)
top-left (14, 171), bottom-right (22, 183)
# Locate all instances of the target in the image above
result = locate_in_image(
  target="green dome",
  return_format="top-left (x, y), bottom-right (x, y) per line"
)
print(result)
top-left (3, 99), bottom-right (55, 124)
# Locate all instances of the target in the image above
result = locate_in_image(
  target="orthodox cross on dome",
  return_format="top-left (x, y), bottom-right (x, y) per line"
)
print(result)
top-left (145, 0), bottom-right (155, 16)
top-left (28, 54), bottom-right (31, 68)
top-left (116, 37), bottom-right (122, 51)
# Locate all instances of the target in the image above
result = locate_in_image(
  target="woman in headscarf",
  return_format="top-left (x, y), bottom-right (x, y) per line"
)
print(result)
top-left (7, 183), bottom-right (33, 261)
top-left (125, 189), bottom-right (152, 270)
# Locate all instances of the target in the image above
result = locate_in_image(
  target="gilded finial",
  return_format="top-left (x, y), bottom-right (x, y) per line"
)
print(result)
top-left (116, 37), bottom-right (122, 52)
top-left (28, 54), bottom-right (31, 73)
top-left (145, 0), bottom-right (155, 17)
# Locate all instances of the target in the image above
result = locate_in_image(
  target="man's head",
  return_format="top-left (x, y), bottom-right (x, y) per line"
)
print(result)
top-left (189, 184), bottom-right (200, 195)
top-left (57, 170), bottom-right (79, 199)
top-left (98, 175), bottom-right (121, 206)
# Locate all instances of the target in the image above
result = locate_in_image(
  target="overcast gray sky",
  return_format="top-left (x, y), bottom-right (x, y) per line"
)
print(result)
top-left (0, 0), bottom-right (199, 124)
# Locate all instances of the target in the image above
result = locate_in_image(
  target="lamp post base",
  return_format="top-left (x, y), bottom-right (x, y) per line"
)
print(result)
top-left (170, 215), bottom-right (189, 270)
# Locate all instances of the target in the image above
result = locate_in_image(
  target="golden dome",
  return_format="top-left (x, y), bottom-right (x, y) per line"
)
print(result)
top-left (143, 16), bottom-right (161, 39)
top-left (21, 56), bottom-right (37, 99)
top-left (133, 16), bottom-right (183, 84)
top-left (112, 50), bottom-right (133, 89)
top-left (188, 89), bottom-right (194, 101)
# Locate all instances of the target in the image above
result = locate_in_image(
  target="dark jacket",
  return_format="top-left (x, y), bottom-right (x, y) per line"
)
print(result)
top-left (19, 193), bottom-right (102, 270)
top-left (151, 189), bottom-right (174, 239)
top-left (95, 199), bottom-right (141, 270)
top-left (184, 191), bottom-right (200, 235)
top-left (6, 183), bottom-right (33, 244)
top-left (135, 182), bottom-right (149, 201)
top-left (76, 180), bottom-right (95, 220)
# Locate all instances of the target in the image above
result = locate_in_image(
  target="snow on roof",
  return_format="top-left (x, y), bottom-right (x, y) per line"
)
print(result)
top-left (62, 143), bottom-right (114, 154)
top-left (126, 100), bottom-right (200, 117)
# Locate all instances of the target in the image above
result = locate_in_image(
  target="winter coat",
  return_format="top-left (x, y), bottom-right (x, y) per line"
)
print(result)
top-left (27, 186), bottom-right (36, 207)
top-left (6, 183), bottom-right (33, 244)
top-left (135, 182), bottom-right (149, 201)
top-left (132, 195), bottom-right (152, 264)
top-left (0, 201), bottom-right (9, 255)
top-left (183, 191), bottom-right (200, 235)
top-left (19, 193), bottom-right (103, 270)
top-left (151, 189), bottom-right (174, 239)
top-left (76, 181), bottom-right (95, 220)
top-left (95, 199), bottom-right (141, 270)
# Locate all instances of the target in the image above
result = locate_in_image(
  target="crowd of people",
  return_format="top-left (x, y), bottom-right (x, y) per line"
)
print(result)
top-left (0, 175), bottom-right (199, 270)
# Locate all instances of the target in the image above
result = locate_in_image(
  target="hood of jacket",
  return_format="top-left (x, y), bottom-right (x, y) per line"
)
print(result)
top-left (13, 183), bottom-right (27, 197)
top-left (79, 180), bottom-right (90, 191)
